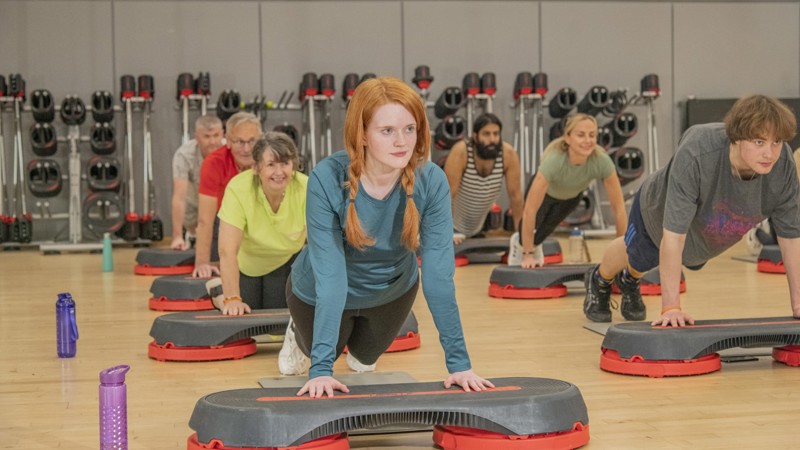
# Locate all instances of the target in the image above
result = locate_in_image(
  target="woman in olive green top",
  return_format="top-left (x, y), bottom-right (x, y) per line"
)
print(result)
top-left (518, 113), bottom-right (626, 268)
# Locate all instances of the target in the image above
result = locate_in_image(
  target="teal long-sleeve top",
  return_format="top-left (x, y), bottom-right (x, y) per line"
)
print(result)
top-left (291, 151), bottom-right (472, 379)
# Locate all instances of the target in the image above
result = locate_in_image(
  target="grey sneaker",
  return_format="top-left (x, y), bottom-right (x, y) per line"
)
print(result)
top-left (278, 319), bottom-right (309, 375)
top-left (615, 273), bottom-right (646, 321)
top-left (584, 266), bottom-right (612, 322)
top-left (205, 277), bottom-right (224, 310)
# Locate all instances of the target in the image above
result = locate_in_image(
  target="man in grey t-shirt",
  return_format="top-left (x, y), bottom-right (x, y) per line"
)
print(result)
top-left (170, 115), bottom-right (223, 250)
top-left (584, 95), bottom-right (800, 326)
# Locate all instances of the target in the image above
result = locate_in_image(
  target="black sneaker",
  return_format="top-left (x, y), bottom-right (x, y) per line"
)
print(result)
top-left (584, 266), bottom-right (612, 322)
top-left (615, 273), bottom-right (646, 321)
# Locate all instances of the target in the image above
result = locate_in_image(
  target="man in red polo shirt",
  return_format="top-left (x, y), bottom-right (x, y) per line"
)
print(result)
top-left (193, 112), bottom-right (262, 277)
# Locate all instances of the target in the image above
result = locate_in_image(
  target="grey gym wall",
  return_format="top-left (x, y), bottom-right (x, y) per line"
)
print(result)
top-left (114, 1), bottom-right (263, 222)
top-left (673, 2), bottom-right (800, 134)
top-left (403, 1), bottom-right (541, 164)
top-left (0, 0), bottom-right (114, 241)
top-left (2, 0), bottom-right (800, 242)
top-left (260, 0), bottom-right (404, 168)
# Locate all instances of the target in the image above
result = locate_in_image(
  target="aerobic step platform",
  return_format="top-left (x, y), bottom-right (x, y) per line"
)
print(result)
top-left (135, 248), bottom-right (195, 275)
top-left (757, 245), bottom-right (784, 274)
top-left (149, 310), bottom-right (420, 362)
top-left (187, 377), bottom-right (589, 450)
top-left (489, 264), bottom-right (595, 299)
top-left (600, 316), bottom-right (800, 377)
top-left (148, 275), bottom-right (213, 311)
top-left (453, 237), bottom-right (562, 267)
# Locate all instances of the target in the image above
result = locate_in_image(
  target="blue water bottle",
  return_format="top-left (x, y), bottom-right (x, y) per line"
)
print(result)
top-left (56, 292), bottom-right (79, 358)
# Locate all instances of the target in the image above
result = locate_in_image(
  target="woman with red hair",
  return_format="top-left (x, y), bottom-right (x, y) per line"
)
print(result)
top-left (280, 76), bottom-right (493, 398)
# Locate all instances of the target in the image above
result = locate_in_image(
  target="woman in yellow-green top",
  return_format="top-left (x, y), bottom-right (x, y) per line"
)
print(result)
top-left (215, 131), bottom-right (308, 315)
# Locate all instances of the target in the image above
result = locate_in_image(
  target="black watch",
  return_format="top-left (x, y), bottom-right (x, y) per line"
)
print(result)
top-left (209, 284), bottom-right (223, 298)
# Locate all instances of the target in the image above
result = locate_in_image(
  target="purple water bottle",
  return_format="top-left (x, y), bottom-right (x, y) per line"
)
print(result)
top-left (56, 292), bottom-right (78, 357)
top-left (99, 365), bottom-right (130, 450)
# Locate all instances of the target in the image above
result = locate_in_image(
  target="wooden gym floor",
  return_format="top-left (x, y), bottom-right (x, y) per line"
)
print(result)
top-left (1, 236), bottom-right (798, 449)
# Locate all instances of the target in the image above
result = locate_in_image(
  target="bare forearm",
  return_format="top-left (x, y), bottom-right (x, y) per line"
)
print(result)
top-left (219, 249), bottom-right (240, 298)
top-left (658, 232), bottom-right (686, 309)
top-left (776, 237), bottom-right (800, 317)
top-left (194, 218), bottom-right (214, 265)
top-left (171, 197), bottom-right (186, 239)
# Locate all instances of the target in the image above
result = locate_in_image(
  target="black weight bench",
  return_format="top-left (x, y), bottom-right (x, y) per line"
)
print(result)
top-left (187, 377), bottom-right (589, 450)
top-left (149, 310), bottom-right (420, 362)
top-left (135, 248), bottom-right (195, 275)
top-left (600, 316), bottom-right (800, 377)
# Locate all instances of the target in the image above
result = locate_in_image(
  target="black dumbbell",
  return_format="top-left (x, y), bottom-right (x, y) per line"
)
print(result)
top-left (30, 123), bottom-right (58, 157)
top-left (299, 73), bottom-right (319, 102)
top-left (0, 75), bottom-right (6, 97)
top-left (533, 72), bottom-right (548, 96)
top-left (87, 156), bottom-right (122, 192)
top-left (342, 73), bottom-right (359, 102)
top-left (513, 72), bottom-right (533, 100)
top-left (138, 75), bottom-right (154, 99)
top-left (607, 112), bottom-right (638, 147)
top-left (196, 72), bottom-right (211, 96)
top-left (27, 159), bottom-right (63, 198)
top-left (480, 72), bottom-right (496, 96)
top-left (273, 124), bottom-right (299, 147)
top-left (548, 87), bottom-right (577, 119)
top-left (8, 74), bottom-right (26, 101)
top-left (176, 73), bottom-right (195, 100)
top-left (84, 192), bottom-right (125, 235)
top-left (412, 65), bottom-right (434, 90)
top-left (91, 91), bottom-right (115, 123)
top-left (319, 73), bottom-right (335, 98)
top-left (90, 123), bottom-right (117, 155)
top-left (216, 90), bottom-right (241, 122)
top-left (31, 89), bottom-right (55, 123)
top-left (641, 74), bottom-right (660, 97)
top-left (610, 147), bottom-right (644, 185)
top-left (60, 96), bottom-right (86, 126)
top-left (462, 72), bottom-right (480, 97)
top-left (120, 75), bottom-right (136, 101)
top-left (434, 115), bottom-right (466, 150)
top-left (433, 87), bottom-right (464, 119)
top-left (577, 85), bottom-right (610, 116)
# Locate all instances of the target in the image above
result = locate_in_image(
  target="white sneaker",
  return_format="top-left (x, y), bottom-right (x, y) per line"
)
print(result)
top-left (278, 319), bottom-right (309, 375)
top-left (346, 351), bottom-right (376, 373)
top-left (507, 232), bottom-right (522, 266)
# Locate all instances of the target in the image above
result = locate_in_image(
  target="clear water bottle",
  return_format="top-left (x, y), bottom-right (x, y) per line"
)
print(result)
top-left (56, 292), bottom-right (78, 358)
top-left (569, 228), bottom-right (585, 263)
top-left (100, 365), bottom-right (130, 450)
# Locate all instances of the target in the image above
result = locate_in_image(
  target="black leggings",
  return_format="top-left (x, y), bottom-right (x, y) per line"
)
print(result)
top-left (521, 193), bottom-right (583, 246)
top-left (239, 253), bottom-right (298, 310)
top-left (285, 276), bottom-right (419, 364)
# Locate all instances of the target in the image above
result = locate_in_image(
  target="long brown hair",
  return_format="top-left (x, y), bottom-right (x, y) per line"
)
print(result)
top-left (343, 76), bottom-right (430, 251)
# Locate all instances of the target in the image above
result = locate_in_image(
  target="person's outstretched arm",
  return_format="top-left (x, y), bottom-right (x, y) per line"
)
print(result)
top-left (652, 230), bottom-right (693, 327)
top-left (603, 172), bottom-right (627, 237)
top-left (777, 236), bottom-right (800, 318)
top-left (503, 145), bottom-right (524, 233)
top-left (171, 177), bottom-right (189, 250)
top-left (193, 194), bottom-right (220, 277)
top-left (520, 173), bottom-right (549, 268)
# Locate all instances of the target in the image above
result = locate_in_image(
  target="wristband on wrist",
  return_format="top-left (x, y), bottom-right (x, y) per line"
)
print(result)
top-left (661, 305), bottom-right (682, 315)
top-left (223, 295), bottom-right (243, 305)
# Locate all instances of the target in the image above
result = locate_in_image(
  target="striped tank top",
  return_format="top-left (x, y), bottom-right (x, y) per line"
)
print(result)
top-left (452, 141), bottom-right (505, 237)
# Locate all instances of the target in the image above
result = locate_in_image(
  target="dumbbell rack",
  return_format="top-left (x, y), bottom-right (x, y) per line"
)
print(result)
top-left (511, 72), bottom-right (548, 195)
top-left (176, 72), bottom-right (212, 145)
top-left (268, 72), bottom-right (335, 171)
top-left (579, 76), bottom-right (660, 238)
